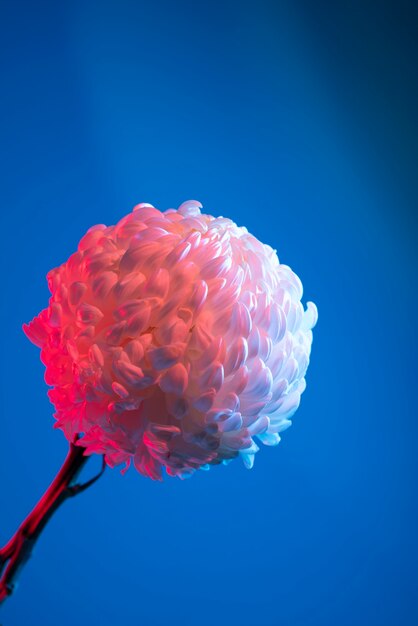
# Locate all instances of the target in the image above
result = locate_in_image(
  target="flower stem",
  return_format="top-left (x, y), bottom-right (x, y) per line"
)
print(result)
top-left (0, 439), bottom-right (105, 605)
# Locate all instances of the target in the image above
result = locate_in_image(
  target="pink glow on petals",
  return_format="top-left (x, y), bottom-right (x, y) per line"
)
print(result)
top-left (24, 200), bottom-right (317, 480)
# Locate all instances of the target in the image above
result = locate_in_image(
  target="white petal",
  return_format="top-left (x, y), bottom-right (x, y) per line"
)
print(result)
top-left (177, 200), bottom-right (203, 216)
top-left (105, 321), bottom-right (127, 345)
top-left (301, 301), bottom-right (318, 331)
top-left (188, 280), bottom-right (208, 314)
top-left (77, 303), bottom-right (104, 326)
top-left (247, 415), bottom-right (269, 436)
top-left (112, 381), bottom-right (130, 398)
top-left (224, 337), bottom-right (248, 376)
top-left (92, 271), bottom-right (119, 299)
top-left (165, 241), bottom-right (192, 265)
top-left (240, 453), bottom-right (255, 469)
top-left (200, 254), bottom-right (232, 280)
top-left (159, 363), bottom-right (188, 395)
top-left (149, 344), bottom-right (184, 370)
top-left (257, 432), bottom-right (281, 446)
top-left (88, 343), bottom-right (104, 367)
top-left (268, 418), bottom-right (292, 433)
top-left (112, 360), bottom-right (145, 387)
top-left (49, 302), bottom-right (62, 327)
top-left (230, 301), bottom-right (252, 337)
top-left (124, 339), bottom-right (144, 364)
top-left (193, 389), bottom-right (216, 412)
top-left (69, 281), bottom-right (87, 306)
top-left (219, 412), bottom-right (243, 432)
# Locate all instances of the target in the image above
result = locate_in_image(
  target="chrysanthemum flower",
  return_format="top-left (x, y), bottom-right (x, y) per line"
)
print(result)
top-left (24, 200), bottom-right (318, 480)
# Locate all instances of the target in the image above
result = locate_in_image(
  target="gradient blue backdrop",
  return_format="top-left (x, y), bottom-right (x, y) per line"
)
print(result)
top-left (1, 1), bottom-right (417, 625)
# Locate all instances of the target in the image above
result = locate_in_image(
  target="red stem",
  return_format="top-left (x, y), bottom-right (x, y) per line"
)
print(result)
top-left (0, 440), bottom-right (104, 605)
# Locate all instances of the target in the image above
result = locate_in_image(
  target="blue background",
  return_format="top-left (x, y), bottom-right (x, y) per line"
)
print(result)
top-left (1, 1), bottom-right (417, 625)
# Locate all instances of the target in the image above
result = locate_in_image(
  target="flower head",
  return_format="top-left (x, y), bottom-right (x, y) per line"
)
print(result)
top-left (24, 200), bottom-right (318, 479)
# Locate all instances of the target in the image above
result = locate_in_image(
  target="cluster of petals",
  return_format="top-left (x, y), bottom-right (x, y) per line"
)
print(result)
top-left (24, 200), bottom-right (318, 479)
